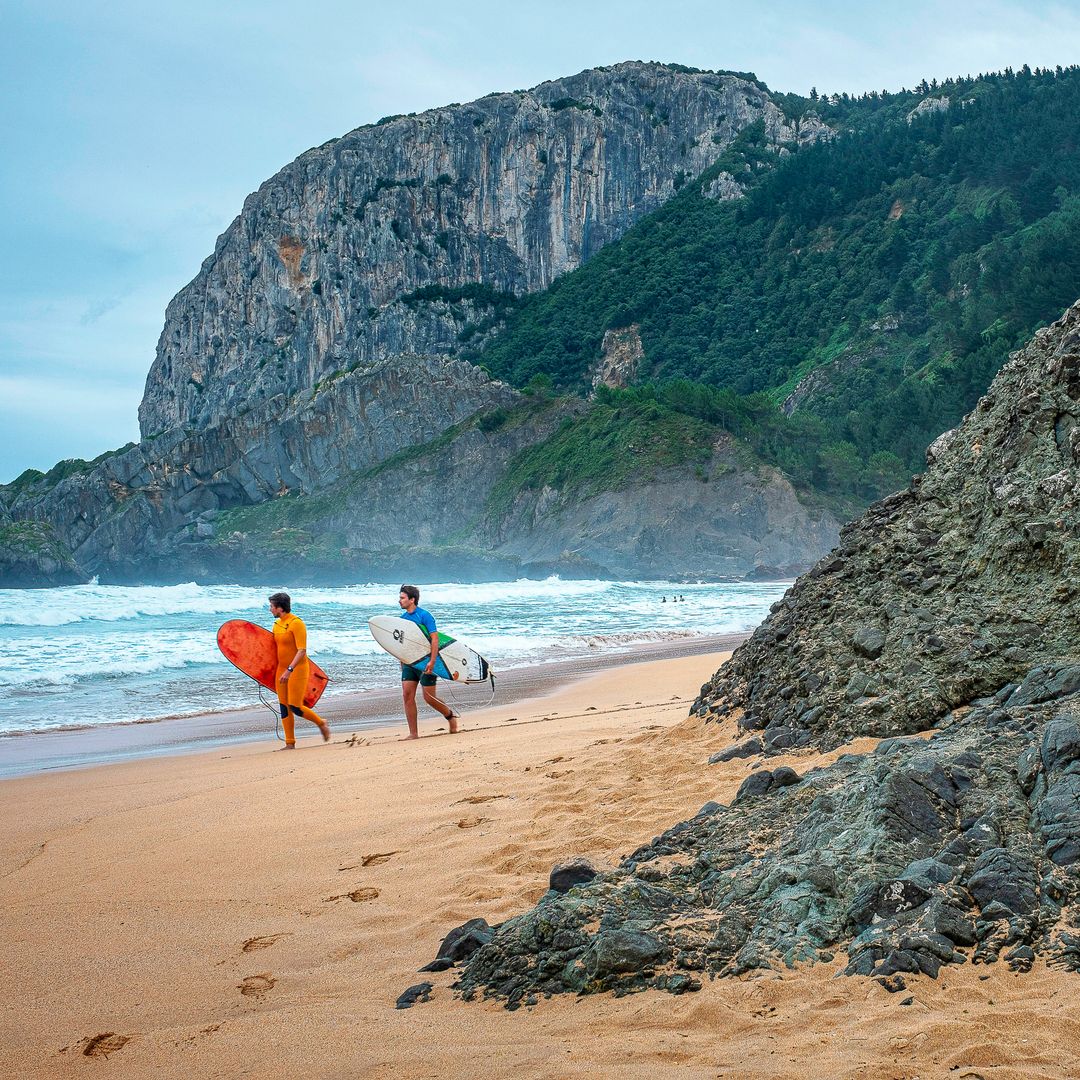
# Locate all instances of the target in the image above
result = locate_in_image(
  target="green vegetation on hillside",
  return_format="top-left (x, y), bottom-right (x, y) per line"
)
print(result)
top-left (472, 65), bottom-right (1080, 499)
top-left (489, 383), bottom-right (909, 520)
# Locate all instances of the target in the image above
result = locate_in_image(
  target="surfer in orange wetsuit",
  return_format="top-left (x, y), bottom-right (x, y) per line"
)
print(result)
top-left (268, 592), bottom-right (331, 749)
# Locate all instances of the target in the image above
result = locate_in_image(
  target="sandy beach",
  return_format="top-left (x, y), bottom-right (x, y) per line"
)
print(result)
top-left (2, 648), bottom-right (1077, 1079)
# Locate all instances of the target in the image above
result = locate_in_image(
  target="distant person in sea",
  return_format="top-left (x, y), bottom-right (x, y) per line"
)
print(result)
top-left (268, 592), bottom-right (331, 749)
top-left (398, 584), bottom-right (460, 739)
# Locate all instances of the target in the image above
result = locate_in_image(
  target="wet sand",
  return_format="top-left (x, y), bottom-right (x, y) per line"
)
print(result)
top-left (2, 647), bottom-right (1077, 1078)
top-left (0, 632), bottom-right (747, 778)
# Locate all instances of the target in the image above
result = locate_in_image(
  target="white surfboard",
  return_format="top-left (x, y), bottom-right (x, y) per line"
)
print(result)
top-left (368, 615), bottom-right (492, 684)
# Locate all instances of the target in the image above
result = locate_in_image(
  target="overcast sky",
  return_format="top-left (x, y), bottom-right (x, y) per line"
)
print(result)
top-left (4, 0), bottom-right (1080, 481)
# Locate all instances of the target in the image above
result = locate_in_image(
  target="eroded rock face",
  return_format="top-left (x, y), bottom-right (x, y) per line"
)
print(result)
top-left (695, 299), bottom-right (1080, 750)
top-left (138, 62), bottom-right (805, 438)
top-left (459, 680), bottom-right (1080, 1003)
top-left (0, 521), bottom-right (88, 587)
top-left (486, 451), bottom-right (840, 580)
top-left (456, 300), bottom-right (1080, 1002)
top-left (4, 356), bottom-right (515, 580)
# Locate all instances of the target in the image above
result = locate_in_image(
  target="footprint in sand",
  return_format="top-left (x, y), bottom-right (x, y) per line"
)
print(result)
top-left (361, 851), bottom-right (398, 866)
top-left (348, 887), bottom-right (380, 902)
top-left (338, 851), bottom-right (402, 871)
top-left (80, 1033), bottom-right (130, 1058)
top-left (456, 816), bottom-right (489, 829)
top-left (455, 794), bottom-right (510, 805)
top-left (242, 933), bottom-right (290, 953)
top-left (239, 973), bottom-right (276, 998)
top-left (324, 887), bottom-right (381, 903)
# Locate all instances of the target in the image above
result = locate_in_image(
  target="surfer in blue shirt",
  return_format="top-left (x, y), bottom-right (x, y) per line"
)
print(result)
top-left (398, 585), bottom-right (460, 739)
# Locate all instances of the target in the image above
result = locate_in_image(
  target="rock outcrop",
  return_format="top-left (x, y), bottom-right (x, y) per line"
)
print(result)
top-left (486, 449), bottom-right (839, 580)
top-left (696, 298), bottom-right (1080, 751)
top-left (0, 522), bottom-right (88, 587)
top-left (456, 300), bottom-right (1080, 1002)
top-left (4, 355), bottom-right (514, 581)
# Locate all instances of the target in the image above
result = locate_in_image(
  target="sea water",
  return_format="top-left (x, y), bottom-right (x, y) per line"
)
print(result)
top-left (0, 578), bottom-right (790, 737)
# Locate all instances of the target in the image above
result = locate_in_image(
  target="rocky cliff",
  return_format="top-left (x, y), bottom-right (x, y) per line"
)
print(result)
top-left (2, 61), bottom-right (837, 585)
top-left (456, 301), bottom-right (1080, 1001)
top-left (138, 62), bottom-right (809, 437)
top-left (3, 354), bottom-right (514, 581)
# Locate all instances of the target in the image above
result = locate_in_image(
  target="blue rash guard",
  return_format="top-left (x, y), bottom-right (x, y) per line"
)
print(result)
top-left (400, 606), bottom-right (446, 684)
top-left (400, 606), bottom-right (437, 637)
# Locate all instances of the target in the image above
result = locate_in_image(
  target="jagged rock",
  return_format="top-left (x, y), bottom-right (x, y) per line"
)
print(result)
top-left (852, 626), bottom-right (886, 659)
top-left (549, 860), bottom-right (598, 894)
top-left (708, 738), bottom-right (762, 763)
top-left (395, 982), bottom-right (433, 1009)
top-left (429, 919), bottom-right (495, 966)
top-left (456, 303), bottom-right (1080, 1004)
top-left (693, 299), bottom-right (1080, 749)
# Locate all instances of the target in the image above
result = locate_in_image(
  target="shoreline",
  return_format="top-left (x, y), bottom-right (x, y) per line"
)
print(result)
top-left (0, 632), bottom-right (748, 779)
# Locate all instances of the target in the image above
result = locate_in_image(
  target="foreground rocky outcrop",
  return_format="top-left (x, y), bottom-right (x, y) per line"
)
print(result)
top-left (696, 298), bottom-right (1080, 751)
top-left (456, 300), bottom-right (1080, 1002)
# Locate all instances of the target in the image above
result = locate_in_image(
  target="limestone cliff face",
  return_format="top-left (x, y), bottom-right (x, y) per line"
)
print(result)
top-left (485, 451), bottom-right (840, 579)
top-left (138, 62), bottom-right (807, 437)
top-left (5, 356), bottom-right (514, 579)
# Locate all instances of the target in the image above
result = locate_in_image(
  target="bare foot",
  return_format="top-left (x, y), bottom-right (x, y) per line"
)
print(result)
top-left (400, 733), bottom-right (419, 741)
top-left (318, 722), bottom-right (331, 743)
top-left (447, 712), bottom-right (460, 734)
top-left (275, 743), bottom-right (296, 752)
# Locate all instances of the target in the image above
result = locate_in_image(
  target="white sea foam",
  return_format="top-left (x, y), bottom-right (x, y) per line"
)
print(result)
top-left (0, 578), bottom-right (791, 734)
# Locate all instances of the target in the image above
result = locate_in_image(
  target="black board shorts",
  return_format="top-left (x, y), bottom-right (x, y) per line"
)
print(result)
top-left (401, 662), bottom-right (437, 687)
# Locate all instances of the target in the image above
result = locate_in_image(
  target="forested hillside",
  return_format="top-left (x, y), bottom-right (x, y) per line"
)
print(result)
top-left (472, 65), bottom-right (1080, 514)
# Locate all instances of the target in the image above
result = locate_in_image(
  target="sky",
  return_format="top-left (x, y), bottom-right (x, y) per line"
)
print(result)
top-left (4, 0), bottom-right (1080, 482)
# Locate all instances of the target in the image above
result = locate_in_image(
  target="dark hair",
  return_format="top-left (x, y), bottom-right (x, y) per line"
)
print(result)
top-left (399, 584), bottom-right (420, 603)
top-left (268, 591), bottom-right (291, 613)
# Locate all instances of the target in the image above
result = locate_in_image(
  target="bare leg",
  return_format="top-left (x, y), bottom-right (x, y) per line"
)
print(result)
top-left (402, 681), bottom-right (420, 739)
top-left (422, 685), bottom-right (459, 733)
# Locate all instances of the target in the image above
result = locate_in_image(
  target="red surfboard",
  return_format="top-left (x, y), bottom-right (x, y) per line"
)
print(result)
top-left (217, 619), bottom-right (329, 707)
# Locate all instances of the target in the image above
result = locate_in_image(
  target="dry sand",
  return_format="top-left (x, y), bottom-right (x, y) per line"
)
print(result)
top-left (2, 650), bottom-right (1078, 1079)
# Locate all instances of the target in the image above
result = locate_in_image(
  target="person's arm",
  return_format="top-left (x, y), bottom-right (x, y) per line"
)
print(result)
top-left (424, 614), bottom-right (439, 673)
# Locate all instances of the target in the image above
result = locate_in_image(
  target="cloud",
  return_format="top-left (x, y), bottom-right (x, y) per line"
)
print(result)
top-left (80, 294), bottom-right (125, 325)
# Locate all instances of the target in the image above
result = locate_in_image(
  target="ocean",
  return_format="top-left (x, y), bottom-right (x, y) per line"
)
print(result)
top-left (0, 578), bottom-right (790, 738)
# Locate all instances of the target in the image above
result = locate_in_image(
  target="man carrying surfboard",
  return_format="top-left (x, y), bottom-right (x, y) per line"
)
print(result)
top-left (398, 585), bottom-right (460, 739)
top-left (269, 592), bottom-right (331, 749)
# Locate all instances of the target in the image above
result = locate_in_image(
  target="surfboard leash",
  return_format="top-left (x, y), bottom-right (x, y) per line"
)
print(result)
top-left (257, 683), bottom-right (286, 742)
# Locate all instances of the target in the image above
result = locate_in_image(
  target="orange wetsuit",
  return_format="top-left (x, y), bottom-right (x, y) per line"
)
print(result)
top-left (273, 612), bottom-right (329, 745)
